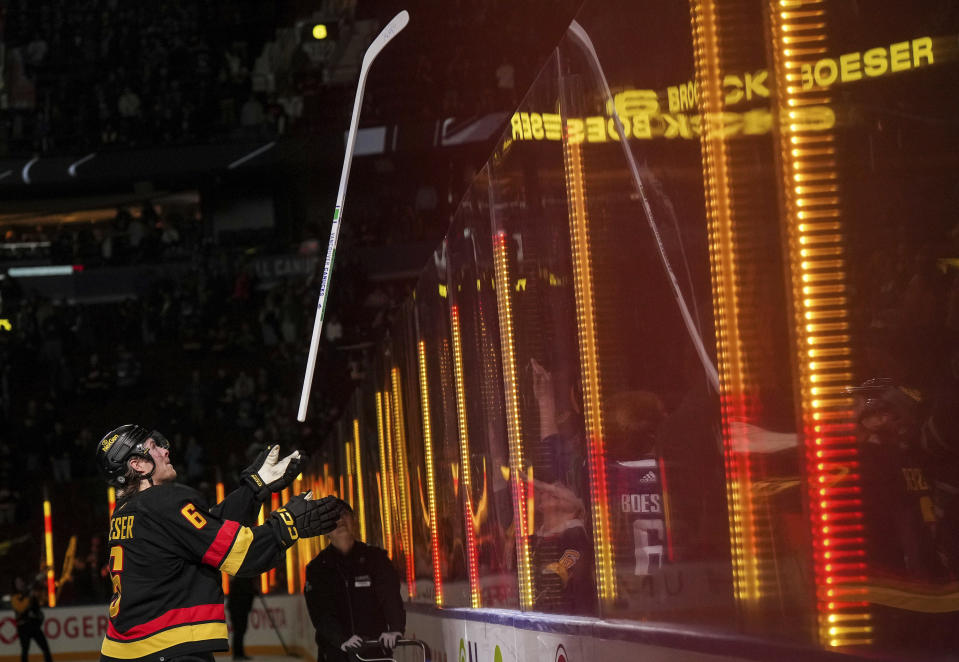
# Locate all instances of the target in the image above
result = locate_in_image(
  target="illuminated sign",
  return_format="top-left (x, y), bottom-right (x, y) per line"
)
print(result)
top-left (509, 34), bottom-right (941, 145)
top-left (801, 37), bottom-right (934, 90)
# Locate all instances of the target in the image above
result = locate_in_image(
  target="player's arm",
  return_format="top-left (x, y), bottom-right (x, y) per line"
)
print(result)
top-left (210, 486), bottom-right (258, 522)
top-left (160, 492), bottom-right (343, 577)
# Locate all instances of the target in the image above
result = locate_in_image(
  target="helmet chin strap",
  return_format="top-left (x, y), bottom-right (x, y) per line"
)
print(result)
top-left (135, 457), bottom-right (157, 486)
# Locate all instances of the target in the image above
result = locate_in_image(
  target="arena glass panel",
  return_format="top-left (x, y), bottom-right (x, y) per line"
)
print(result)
top-left (782, 2), bottom-right (959, 654)
top-left (413, 252), bottom-right (472, 607)
top-left (444, 169), bottom-right (519, 609)
top-left (543, 0), bottom-right (809, 638)
top-left (486, 49), bottom-right (599, 616)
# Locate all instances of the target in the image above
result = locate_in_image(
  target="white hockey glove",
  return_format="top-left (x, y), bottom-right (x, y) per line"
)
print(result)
top-left (241, 445), bottom-right (305, 501)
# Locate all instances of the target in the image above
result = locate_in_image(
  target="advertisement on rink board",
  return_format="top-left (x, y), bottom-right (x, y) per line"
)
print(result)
top-left (2, 598), bottom-right (731, 662)
top-left (0, 595), bottom-right (313, 661)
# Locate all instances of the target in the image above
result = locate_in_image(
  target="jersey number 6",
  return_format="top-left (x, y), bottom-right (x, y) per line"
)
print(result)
top-left (108, 546), bottom-right (123, 618)
top-left (180, 503), bottom-right (208, 529)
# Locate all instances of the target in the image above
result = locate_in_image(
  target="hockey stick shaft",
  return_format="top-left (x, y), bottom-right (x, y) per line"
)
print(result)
top-left (298, 10), bottom-right (410, 422)
top-left (256, 594), bottom-right (290, 656)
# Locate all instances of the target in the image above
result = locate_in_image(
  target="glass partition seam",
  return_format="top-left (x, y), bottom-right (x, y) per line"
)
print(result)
top-left (391, 366), bottom-right (418, 598)
top-left (450, 304), bottom-right (483, 607)
top-left (416, 339), bottom-right (444, 606)
top-left (770, 0), bottom-right (870, 647)
top-left (352, 419), bottom-right (368, 542)
top-left (691, 0), bottom-right (762, 605)
top-left (492, 229), bottom-right (533, 611)
top-left (561, 133), bottom-right (615, 604)
top-left (375, 390), bottom-right (394, 559)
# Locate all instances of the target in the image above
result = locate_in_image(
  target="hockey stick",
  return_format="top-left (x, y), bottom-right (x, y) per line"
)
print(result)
top-left (256, 594), bottom-right (291, 656)
top-left (298, 10), bottom-right (411, 422)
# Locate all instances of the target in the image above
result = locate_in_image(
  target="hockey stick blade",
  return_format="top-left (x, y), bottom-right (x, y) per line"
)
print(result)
top-left (297, 10), bottom-right (410, 422)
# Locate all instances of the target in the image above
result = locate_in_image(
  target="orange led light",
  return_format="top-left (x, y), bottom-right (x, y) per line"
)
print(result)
top-left (770, 0), bottom-right (869, 646)
top-left (257, 505), bottom-right (268, 594)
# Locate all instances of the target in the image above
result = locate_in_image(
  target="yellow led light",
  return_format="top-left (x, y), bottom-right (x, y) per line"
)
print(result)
top-left (352, 420), bottom-right (367, 542)
top-left (492, 231), bottom-right (533, 610)
top-left (375, 391), bottom-right (394, 558)
top-left (390, 366), bottom-right (416, 599)
top-left (561, 138), bottom-right (615, 604)
top-left (416, 340), bottom-right (444, 606)
top-left (770, 0), bottom-right (867, 646)
top-left (450, 306), bottom-right (482, 608)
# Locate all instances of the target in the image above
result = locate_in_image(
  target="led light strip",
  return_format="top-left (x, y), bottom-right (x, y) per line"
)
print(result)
top-left (43, 497), bottom-right (56, 607)
top-left (450, 305), bottom-right (482, 607)
top-left (345, 442), bottom-right (354, 507)
top-left (491, 230), bottom-right (533, 610)
top-left (375, 391), bottom-right (394, 558)
top-left (417, 340), bottom-right (445, 605)
top-left (691, 0), bottom-right (761, 603)
top-left (770, 0), bottom-right (869, 647)
top-left (257, 505), bottom-right (269, 594)
top-left (352, 419), bottom-right (368, 542)
top-left (561, 139), bottom-right (615, 604)
top-left (383, 392), bottom-right (401, 560)
top-left (391, 366), bottom-right (417, 598)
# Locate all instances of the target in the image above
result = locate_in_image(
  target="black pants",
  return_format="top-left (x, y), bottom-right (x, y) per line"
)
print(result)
top-left (227, 594), bottom-right (254, 659)
top-left (17, 623), bottom-right (52, 662)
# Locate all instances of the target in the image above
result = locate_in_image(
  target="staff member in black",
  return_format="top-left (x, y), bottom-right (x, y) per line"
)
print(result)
top-left (304, 504), bottom-right (405, 661)
top-left (12, 574), bottom-right (53, 662)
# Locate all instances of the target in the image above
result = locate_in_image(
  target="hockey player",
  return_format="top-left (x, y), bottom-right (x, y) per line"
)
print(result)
top-left (95, 424), bottom-right (345, 662)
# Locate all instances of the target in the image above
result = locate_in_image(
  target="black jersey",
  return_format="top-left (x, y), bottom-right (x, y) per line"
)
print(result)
top-left (608, 458), bottom-right (667, 576)
top-left (101, 483), bottom-right (288, 662)
top-left (530, 521), bottom-right (596, 615)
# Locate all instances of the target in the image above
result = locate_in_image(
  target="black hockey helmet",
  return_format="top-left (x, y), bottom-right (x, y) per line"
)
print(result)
top-left (95, 424), bottom-right (169, 486)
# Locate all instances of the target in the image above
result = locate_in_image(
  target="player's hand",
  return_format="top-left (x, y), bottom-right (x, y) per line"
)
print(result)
top-left (379, 631), bottom-right (402, 649)
top-left (340, 635), bottom-right (363, 651)
top-left (271, 492), bottom-right (345, 545)
top-left (530, 358), bottom-right (553, 403)
top-left (242, 445), bottom-right (306, 501)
